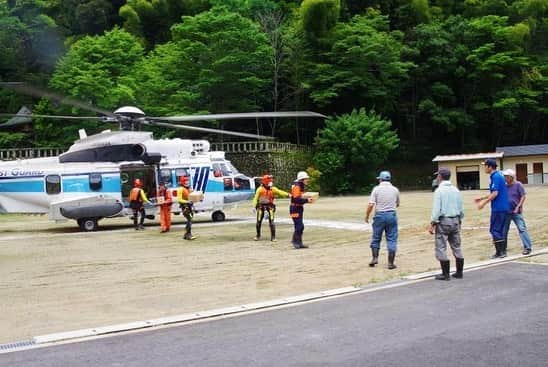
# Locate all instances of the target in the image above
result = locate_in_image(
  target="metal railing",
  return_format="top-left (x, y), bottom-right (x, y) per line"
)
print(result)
top-left (1, 141), bottom-right (309, 161)
top-left (0, 148), bottom-right (64, 161)
top-left (210, 141), bottom-right (310, 153)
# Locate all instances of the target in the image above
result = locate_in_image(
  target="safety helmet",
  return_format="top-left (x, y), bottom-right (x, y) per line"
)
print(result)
top-left (296, 171), bottom-right (309, 181)
top-left (133, 178), bottom-right (142, 187)
top-left (179, 176), bottom-right (189, 185)
top-left (261, 174), bottom-right (273, 185)
top-left (376, 171), bottom-right (391, 181)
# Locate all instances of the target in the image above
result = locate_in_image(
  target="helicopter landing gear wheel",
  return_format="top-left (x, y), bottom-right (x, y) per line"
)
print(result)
top-left (78, 218), bottom-right (98, 232)
top-left (211, 210), bottom-right (225, 222)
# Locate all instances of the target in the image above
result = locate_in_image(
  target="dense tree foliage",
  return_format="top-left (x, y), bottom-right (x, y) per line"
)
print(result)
top-left (1, 0), bottom-right (547, 192)
top-left (314, 108), bottom-right (399, 193)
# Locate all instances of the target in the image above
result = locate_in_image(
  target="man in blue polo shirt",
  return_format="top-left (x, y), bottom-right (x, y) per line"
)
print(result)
top-left (475, 159), bottom-right (509, 258)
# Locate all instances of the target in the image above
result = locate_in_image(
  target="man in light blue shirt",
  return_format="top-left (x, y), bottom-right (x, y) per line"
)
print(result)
top-left (429, 167), bottom-right (465, 281)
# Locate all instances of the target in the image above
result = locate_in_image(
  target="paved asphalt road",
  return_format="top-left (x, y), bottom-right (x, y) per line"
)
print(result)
top-left (2, 262), bottom-right (547, 367)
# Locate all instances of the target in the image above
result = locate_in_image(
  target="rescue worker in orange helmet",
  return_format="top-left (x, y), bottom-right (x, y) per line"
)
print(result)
top-left (252, 174), bottom-right (289, 242)
top-left (157, 181), bottom-right (173, 233)
top-left (290, 171), bottom-right (313, 249)
top-left (129, 178), bottom-right (150, 230)
top-left (177, 175), bottom-right (196, 240)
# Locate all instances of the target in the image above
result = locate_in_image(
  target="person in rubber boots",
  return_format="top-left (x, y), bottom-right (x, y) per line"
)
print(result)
top-left (157, 181), bottom-right (173, 233)
top-left (177, 176), bottom-right (196, 240)
top-left (129, 178), bottom-right (150, 230)
top-left (290, 171), bottom-right (313, 249)
top-left (252, 174), bottom-right (289, 242)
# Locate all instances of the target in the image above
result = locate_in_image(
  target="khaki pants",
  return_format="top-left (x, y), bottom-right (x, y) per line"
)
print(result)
top-left (435, 217), bottom-right (463, 261)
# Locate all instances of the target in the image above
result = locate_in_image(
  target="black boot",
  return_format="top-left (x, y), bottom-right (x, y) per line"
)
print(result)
top-left (270, 224), bottom-right (276, 242)
top-left (369, 248), bottom-right (379, 267)
top-left (387, 251), bottom-right (397, 269)
top-left (295, 234), bottom-right (307, 249)
top-left (490, 241), bottom-right (501, 259)
top-left (435, 260), bottom-right (451, 280)
top-left (254, 223), bottom-right (261, 241)
top-left (452, 257), bottom-right (464, 279)
top-left (499, 240), bottom-right (507, 258)
top-left (292, 233), bottom-right (300, 249)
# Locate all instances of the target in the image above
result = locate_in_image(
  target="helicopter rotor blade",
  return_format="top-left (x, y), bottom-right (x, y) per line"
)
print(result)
top-left (148, 111), bottom-right (326, 123)
top-left (0, 82), bottom-right (115, 117)
top-left (145, 121), bottom-right (275, 140)
top-left (0, 113), bottom-right (104, 120)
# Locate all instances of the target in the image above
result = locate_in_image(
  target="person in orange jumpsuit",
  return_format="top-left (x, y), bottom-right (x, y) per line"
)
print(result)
top-left (252, 174), bottom-right (289, 242)
top-left (177, 176), bottom-right (196, 240)
top-left (157, 181), bottom-right (173, 233)
top-left (129, 178), bottom-right (150, 230)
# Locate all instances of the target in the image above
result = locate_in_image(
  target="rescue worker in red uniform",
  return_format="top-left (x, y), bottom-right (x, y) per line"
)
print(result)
top-left (157, 181), bottom-right (173, 233)
top-left (290, 171), bottom-right (313, 249)
top-left (252, 174), bottom-right (289, 242)
top-left (177, 176), bottom-right (196, 240)
top-left (129, 178), bottom-right (150, 230)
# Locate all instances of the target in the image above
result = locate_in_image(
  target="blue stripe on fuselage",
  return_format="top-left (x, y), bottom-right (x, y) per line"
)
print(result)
top-left (0, 173), bottom-right (121, 193)
top-left (62, 175), bottom-right (120, 193)
top-left (0, 179), bottom-right (44, 193)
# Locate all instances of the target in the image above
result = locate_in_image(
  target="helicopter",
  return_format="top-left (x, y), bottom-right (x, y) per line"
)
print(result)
top-left (0, 83), bottom-right (325, 231)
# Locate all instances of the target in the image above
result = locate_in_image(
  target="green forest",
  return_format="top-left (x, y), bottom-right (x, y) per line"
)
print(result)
top-left (1, 0), bottom-right (547, 192)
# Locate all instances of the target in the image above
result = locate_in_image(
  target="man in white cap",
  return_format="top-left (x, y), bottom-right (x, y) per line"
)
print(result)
top-left (289, 171), bottom-right (313, 249)
top-left (502, 168), bottom-right (533, 255)
top-left (365, 170), bottom-right (400, 269)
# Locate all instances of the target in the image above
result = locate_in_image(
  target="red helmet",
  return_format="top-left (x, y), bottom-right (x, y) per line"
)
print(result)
top-left (133, 178), bottom-right (142, 187)
top-left (261, 174), bottom-right (273, 185)
top-left (179, 176), bottom-right (189, 185)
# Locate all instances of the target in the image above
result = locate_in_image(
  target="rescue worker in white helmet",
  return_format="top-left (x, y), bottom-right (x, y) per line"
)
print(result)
top-left (290, 171), bottom-right (313, 249)
top-left (252, 174), bottom-right (289, 242)
top-left (129, 178), bottom-right (150, 230)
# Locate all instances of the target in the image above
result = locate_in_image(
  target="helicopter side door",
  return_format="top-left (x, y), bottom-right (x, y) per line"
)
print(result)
top-left (120, 164), bottom-right (157, 210)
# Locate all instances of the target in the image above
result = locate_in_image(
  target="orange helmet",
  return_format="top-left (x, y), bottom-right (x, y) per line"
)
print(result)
top-left (261, 174), bottom-right (273, 185)
top-left (133, 178), bottom-right (142, 187)
top-left (179, 176), bottom-right (189, 185)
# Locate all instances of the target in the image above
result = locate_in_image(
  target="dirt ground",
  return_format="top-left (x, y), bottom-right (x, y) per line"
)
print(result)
top-left (1, 188), bottom-right (547, 343)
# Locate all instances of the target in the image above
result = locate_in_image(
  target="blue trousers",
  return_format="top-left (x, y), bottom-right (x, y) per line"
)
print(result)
top-left (370, 211), bottom-right (398, 252)
top-left (489, 211), bottom-right (507, 242)
top-left (503, 213), bottom-right (533, 250)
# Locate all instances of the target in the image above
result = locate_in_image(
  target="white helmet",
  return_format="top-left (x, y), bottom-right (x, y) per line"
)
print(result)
top-left (297, 171), bottom-right (310, 180)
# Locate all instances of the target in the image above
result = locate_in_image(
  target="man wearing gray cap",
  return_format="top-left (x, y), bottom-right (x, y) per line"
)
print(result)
top-left (502, 169), bottom-right (533, 255)
top-left (365, 171), bottom-right (400, 269)
top-left (429, 167), bottom-right (465, 280)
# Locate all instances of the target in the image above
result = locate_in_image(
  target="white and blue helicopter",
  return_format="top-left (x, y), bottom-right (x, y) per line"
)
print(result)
top-left (0, 83), bottom-right (324, 231)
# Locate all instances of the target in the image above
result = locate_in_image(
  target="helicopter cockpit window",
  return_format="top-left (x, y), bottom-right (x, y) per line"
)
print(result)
top-left (234, 176), bottom-right (250, 191)
top-left (212, 163), bottom-right (222, 177)
top-left (45, 175), bottom-right (61, 195)
top-left (219, 163), bottom-right (231, 176)
top-left (89, 173), bottom-right (102, 191)
top-left (226, 162), bottom-right (239, 175)
top-left (223, 177), bottom-right (233, 191)
top-left (159, 169), bottom-right (172, 187)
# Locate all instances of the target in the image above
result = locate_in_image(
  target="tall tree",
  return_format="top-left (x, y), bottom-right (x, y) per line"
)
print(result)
top-left (131, 7), bottom-right (273, 126)
top-left (120, 0), bottom-right (209, 47)
top-left (32, 28), bottom-right (145, 146)
top-left (313, 108), bottom-right (399, 194)
top-left (308, 10), bottom-right (415, 115)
